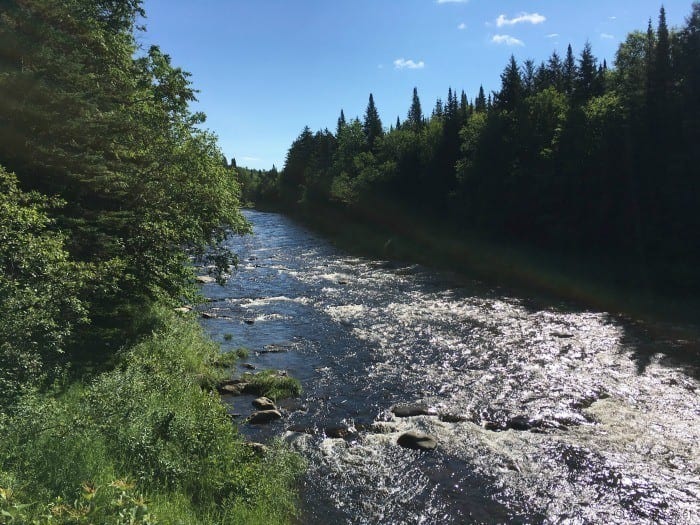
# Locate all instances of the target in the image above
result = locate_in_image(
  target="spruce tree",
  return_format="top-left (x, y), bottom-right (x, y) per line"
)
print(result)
top-left (475, 85), bottom-right (487, 113)
top-left (363, 94), bottom-right (383, 151)
top-left (574, 42), bottom-right (598, 103)
top-left (407, 87), bottom-right (424, 130)
top-left (495, 55), bottom-right (524, 112)
top-left (337, 109), bottom-right (347, 137)
top-left (563, 44), bottom-right (577, 96)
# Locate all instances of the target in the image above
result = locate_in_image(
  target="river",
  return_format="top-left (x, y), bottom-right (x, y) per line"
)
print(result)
top-left (198, 210), bottom-right (699, 524)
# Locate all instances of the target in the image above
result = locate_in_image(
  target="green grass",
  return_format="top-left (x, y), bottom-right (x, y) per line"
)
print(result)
top-left (0, 308), bottom-right (303, 524)
top-left (241, 370), bottom-right (302, 401)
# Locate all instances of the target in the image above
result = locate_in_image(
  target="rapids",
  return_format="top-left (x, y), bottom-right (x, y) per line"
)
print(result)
top-left (199, 210), bottom-right (699, 524)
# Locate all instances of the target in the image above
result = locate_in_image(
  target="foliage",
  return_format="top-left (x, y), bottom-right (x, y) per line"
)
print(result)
top-left (0, 167), bottom-right (88, 405)
top-left (0, 312), bottom-right (303, 525)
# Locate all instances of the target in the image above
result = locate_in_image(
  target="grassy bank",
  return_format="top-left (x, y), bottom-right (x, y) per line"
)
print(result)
top-left (0, 307), bottom-right (303, 525)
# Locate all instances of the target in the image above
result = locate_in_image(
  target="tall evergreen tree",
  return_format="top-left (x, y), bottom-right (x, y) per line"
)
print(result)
top-left (564, 44), bottom-right (577, 95)
top-left (575, 41), bottom-right (598, 103)
top-left (495, 55), bottom-right (524, 112)
top-left (474, 85), bottom-right (487, 113)
top-left (407, 87), bottom-right (424, 130)
top-left (363, 94), bottom-right (383, 150)
top-left (337, 109), bottom-right (347, 137)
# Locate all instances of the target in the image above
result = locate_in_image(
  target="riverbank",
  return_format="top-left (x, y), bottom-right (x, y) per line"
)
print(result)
top-left (0, 306), bottom-right (302, 524)
top-left (258, 200), bottom-right (700, 360)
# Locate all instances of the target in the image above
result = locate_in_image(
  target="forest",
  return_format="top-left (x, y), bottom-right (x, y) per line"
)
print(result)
top-left (244, 4), bottom-right (700, 309)
top-left (0, 1), bottom-right (300, 523)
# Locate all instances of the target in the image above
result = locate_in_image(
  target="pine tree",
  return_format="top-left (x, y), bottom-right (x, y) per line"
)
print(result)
top-left (337, 109), bottom-right (347, 137)
top-left (363, 94), bottom-right (383, 150)
top-left (475, 85), bottom-right (487, 113)
top-left (563, 44), bottom-right (577, 96)
top-left (574, 42), bottom-right (598, 103)
top-left (433, 98), bottom-right (444, 118)
top-left (407, 87), bottom-right (424, 130)
top-left (495, 55), bottom-right (524, 112)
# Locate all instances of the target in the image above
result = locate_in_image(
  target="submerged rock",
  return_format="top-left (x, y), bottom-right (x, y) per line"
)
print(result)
top-left (392, 404), bottom-right (435, 418)
top-left (248, 410), bottom-right (283, 424)
top-left (252, 397), bottom-right (276, 411)
top-left (397, 431), bottom-right (438, 451)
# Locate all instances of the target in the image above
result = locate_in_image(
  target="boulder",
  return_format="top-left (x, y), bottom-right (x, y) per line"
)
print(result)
top-left (243, 319), bottom-right (255, 325)
top-left (397, 432), bottom-right (438, 451)
top-left (245, 442), bottom-right (269, 455)
top-left (392, 404), bottom-right (435, 418)
top-left (439, 413), bottom-right (469, 423)
top-left (248, 410), bottom-right (282, 424)
top-left (201, 312), bottom-right (217, 319)
top-left (217, 382), bottom-right (248, 396)
top-left (252, 397), bottom-right (276, 411)
top-left (174, 306), bottom-right (192, 313)
top-left (196, 275), bottom-right (217, 284)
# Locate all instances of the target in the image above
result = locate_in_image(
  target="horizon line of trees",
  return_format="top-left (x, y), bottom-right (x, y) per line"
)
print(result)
top-left (241, 3), bottom-right (700, 292)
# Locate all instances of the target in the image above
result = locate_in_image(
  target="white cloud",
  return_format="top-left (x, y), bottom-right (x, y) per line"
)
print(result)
top-left (394, 58), bottom-right (425, 70)
top-left (492, 34), bottom-right (525, 46)
top-left (600, 33), bottom-right (615, 40)
top-left (496, 12), bottom-right (546, 27)
top-left (546, 33), bottom-right (559, 38)
top-left (609, 16), bottom-right (617, 20)
top-left (437, 0), bottom-right (468, 3)
top-left (458, 22), bottom-right (466, 30)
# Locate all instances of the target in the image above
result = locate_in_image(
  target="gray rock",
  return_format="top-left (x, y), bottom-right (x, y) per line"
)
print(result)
top-left (248, 410), bottom-right (282, 424)
top-left (196, 275), bottom-right (217, 284)
top-left (397, 431), bottom-right (438, 451)
top-left (252, 397), bottom-right (276, 410)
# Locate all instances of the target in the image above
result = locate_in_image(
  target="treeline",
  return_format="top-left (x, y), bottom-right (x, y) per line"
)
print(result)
top-left (0, 1), bottom-right (298, 523)
top-left (247, 4), bottom-right (700, 296)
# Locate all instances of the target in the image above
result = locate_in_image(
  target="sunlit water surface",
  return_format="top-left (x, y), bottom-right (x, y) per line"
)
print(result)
top-left (199, 210), bottom-right (699, 525)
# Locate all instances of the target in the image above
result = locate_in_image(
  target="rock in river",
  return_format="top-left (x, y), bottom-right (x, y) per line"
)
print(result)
top-left (252, 397), bottom-right (276, 410)
top-left (248, 410), bottom-right (282, 424)
top-left (397, 431), bottom-right (438, 451)
top-left (196, 275), bottom-right (217, 284)
top-left (392, 404), bottom-right (435, 418)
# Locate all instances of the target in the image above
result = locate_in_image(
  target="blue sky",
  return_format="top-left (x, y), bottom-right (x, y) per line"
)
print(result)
top-left (140, 1), bottom-right (692, 170)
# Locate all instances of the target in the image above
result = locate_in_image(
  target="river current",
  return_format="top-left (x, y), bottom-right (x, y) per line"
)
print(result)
top-left (199, 210), bottom-right (699, 524)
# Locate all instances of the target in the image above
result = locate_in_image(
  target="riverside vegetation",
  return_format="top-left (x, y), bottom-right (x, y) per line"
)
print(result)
top-left (239, 3), bottom-right (700, 323)
top-left (0, 1), bottom-right (301, 523)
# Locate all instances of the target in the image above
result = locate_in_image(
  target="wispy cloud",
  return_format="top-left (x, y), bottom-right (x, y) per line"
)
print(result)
top-left (546, 33), bottom-right (559, 38)
top-left (609, 16), bottom-right (617, 20)
top-left (496, 12), bottom-right (546, 27)
top-left (458, 22), bottom-right (466, 30)
top-left (437, 0), bottom-right (468, 4)
top-left (492, 34), bottom-right (525, 46)
top-left (394, 58), bottom-right (425, 70)
top-left (600, 33), bottom-right (615, 40)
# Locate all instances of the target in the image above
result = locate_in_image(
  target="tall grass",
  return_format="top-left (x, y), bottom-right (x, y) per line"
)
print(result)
top-left (0, 308), bottom-right (303, 524)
